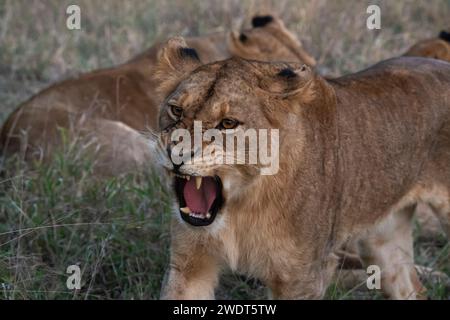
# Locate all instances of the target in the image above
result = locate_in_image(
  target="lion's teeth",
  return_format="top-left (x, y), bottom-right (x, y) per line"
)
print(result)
top-left (180, 207), bottom-right (191, 214)
top-left (206, 212), bottom-right (211, 219)
top-left (185, 175), bottom-right (190, 181)
top-left (195, 176), bottom-right (202, 189)
top-left (187, 212), bottom-right (208, 219)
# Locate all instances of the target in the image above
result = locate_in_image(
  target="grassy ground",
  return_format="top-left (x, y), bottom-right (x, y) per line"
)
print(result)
top-left (0, 0), bottom-right (449, 299)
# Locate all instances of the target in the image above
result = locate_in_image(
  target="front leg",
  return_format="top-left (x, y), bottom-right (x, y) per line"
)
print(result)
top-left (267, 252), bottom-right (339, 299)
top-left (161, 226), bottom-right (221, 299)
top-left (268, 269), bottom-right (329, 299)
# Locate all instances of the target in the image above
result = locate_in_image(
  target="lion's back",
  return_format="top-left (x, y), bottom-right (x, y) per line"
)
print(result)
top-left (331, 57), bottom-right (450, 114)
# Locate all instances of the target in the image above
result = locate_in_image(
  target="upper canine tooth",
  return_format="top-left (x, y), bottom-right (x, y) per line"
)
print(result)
top-left (185, 175), bottom-right (190, 181)
top-left (180, 207), bottom-right (191, 214)
top-left (195, 176), bottom-right (202, 190)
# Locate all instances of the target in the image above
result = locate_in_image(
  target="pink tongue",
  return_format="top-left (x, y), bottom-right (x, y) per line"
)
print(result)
top-left (183, 177), bottom-right (217, 214)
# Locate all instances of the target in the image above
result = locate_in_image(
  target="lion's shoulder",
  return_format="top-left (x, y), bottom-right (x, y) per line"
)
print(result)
top-left (332, 57), bottom-right (450, 87)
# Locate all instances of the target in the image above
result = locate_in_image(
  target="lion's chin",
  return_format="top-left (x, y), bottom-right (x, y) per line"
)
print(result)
top-left (173, 174), bottom-right (224, 227)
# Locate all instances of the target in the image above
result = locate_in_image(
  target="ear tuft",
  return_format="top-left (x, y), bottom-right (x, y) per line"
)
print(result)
top-left (260, 64), bottom-right (314, 98)
top-left (179, 47), bottom-right (200, 61)
top-left (439, 30), bottom-right (450, 42)
top-left (239, 33), bottom-right (248, 43)
top-left (155, 37), bottom-right (202, 98)
top-left (277, 68), bottom-right (297, 79)
top-left (252, 15), bottom-right (274, 28)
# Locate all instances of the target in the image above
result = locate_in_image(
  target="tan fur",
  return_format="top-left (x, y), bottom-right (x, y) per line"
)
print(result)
top-left (356, 204), bottom-right (426, 299)
top-left (156, 38), bottom-right (450, 299)
top-left (338, 32), bottom-right (450, 275)
top-left (404, 38), bottom-right (450, 62)
top-left (0, 16), bottom-right (315, 175)
top-left (401, 32), bottom-right (450, 242)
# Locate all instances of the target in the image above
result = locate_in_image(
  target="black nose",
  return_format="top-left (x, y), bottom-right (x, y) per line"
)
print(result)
top-left (167, 145), bottom-right (196, 173)
top-left (167, 145), bottom-right (185, 174)
top-left (173, 162), bottom-right (183, 174)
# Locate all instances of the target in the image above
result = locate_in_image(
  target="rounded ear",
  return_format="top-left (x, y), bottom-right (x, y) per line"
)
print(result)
top-left (227, 30), bottom-right (257, 58)
top-left (252, 15), bottom-right (274, 28)
top-left (251, 15), bottom-right (317, 67)
top-left (155, 37), bottom-right (202, 97)
top-left (228, 30), bottom-right (241, 44)
top-left (439, 30), bottom-right (450, 43)
top-left (258, 64), bottom-right (315, 99)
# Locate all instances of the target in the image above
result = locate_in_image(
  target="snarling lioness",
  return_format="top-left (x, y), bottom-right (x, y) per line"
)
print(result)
top-left (154, 38), bottom-right (450, 299)
top-left (0, 15), bottom-right (315, 175)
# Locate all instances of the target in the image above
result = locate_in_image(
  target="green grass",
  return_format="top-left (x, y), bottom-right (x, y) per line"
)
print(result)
top-left (0, 154), bottom-right (172, 299)
top-left (1, 154), bottom-right (448, 299)
top-left (0, 0), bottom-right (449, 299)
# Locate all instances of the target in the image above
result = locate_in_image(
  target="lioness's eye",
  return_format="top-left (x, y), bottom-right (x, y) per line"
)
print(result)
top-left (218, 118), bottom-right (239, 130)
top-left (169, 104), bottom-right (183, 119)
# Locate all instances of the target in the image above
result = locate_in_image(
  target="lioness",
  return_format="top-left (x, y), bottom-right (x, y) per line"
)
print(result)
top-left (335, 29), bottom-right (450, 286)
top-left (401, 30), bottom-right (450, 243)
top-left (404, 30), bottom-right (450, 62)
top-left (154, 38), bottom-right (450, 299)
top-left (0, 15), bottom-right (315, 175)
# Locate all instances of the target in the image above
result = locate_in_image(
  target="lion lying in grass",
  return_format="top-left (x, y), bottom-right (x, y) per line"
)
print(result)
top-left (0, 15), bottom-right (315, 176)
top-left (153, 38), bottom-right (450, 299)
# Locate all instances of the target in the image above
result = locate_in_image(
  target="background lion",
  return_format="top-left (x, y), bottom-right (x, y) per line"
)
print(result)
top-left (0, 15), bottom-right (315, 176)
top-left (404, 30), bottom-right (450, 62)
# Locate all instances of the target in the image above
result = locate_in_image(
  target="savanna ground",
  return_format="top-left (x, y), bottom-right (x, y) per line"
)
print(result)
top-left (0, 0), bottom-right (449, 299)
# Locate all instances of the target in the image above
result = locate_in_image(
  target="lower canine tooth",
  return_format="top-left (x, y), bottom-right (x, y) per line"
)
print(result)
top-left (180, 207), bottom-right (191, 214)
top-left (195, 176), bottom-right (202, 189)
top-left (206, 213), bottom-right (211, 219)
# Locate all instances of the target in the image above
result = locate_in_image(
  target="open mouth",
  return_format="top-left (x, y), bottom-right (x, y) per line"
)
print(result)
top-left (174, 175), bottom-right (224, 227)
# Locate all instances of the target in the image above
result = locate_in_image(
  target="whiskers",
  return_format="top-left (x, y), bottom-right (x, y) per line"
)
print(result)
top-left (139, 126), bottom-right (159, 142)
top-left (139, 127), bottom-right (173, 170)
top-left (183, 148), bottom-right (261, 176)
top-left (136, 127), bottom-right (268, 175)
